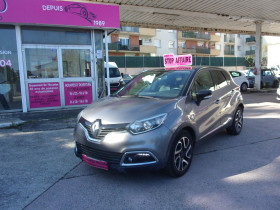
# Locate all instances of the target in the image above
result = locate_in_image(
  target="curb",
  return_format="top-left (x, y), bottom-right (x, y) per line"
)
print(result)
top-left (0, 118), bottom-right (26, 129)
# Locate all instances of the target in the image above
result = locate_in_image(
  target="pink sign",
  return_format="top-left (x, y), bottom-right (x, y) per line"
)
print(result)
top-left (28, 82), bottom-right (61, 109)
top-left (164, 54), bottom-right (192, 67)
top-left (64, 82), bottom-right (92, 106)
top-left (0, 0), bottom-right (120, 29)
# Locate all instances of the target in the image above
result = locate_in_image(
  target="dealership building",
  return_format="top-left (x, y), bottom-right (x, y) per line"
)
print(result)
top-left (0, 0), bottom-right (119, 113)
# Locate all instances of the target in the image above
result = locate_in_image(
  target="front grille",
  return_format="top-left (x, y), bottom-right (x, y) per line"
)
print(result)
top-left (79, 117), bottom-right (128, 140)
top-left (76, 142), bottom-right (122, 165)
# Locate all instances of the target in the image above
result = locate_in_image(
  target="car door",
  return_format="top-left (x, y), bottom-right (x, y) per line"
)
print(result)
top-left (210, 69), bottom-right (233, 127)
top-left (189, 70), bottom-right (221, 140)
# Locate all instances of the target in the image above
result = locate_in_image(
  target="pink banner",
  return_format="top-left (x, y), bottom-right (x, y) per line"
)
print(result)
top-left (0, 0), bottom-right (120, 29)
top-left (28, 82), bottom-right (61, 109)
top-left (164, 54), bottom-right (192, 67)
top-left (64, 82), bottom-right (92, 106)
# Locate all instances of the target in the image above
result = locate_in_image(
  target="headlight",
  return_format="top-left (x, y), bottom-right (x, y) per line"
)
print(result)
top-left (129, 113), bottom-right (167, 134)
top-left (77, 111), bottom-right (83, 123)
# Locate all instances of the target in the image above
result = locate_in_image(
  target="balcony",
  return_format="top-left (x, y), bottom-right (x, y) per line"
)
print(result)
top-left (210, 35), bottom-right (220, 42)
top-left (119, 26), bottom-right (139, 35)
top-left (139, 28), bottom-right (156, 37)
top-left (210, 49), bottom-right (221, 56)
top-left (246, 50), bottom-right (255, 55)
top-left (246, 37), bottom-right (256, 43)
top-left (224, 50), bottom-right (235, 55)
top-left (178, 31), bottom-right (210, 40)
top-left (182, 47), bottom-right (210, 54)
top-left (140, 45), bottom-right (157, 54)
top-left (108, 43), bottom-right (140, 51)
top-left (224, 35), bottom-right (235, 43)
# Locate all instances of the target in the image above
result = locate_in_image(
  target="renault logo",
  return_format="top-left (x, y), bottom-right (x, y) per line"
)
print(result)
top-left (91, 120), bottom-right (101, 138)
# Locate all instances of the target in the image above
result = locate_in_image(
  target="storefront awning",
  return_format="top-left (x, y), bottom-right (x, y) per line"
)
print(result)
top-left (86, 0), bottom-right (280, 36)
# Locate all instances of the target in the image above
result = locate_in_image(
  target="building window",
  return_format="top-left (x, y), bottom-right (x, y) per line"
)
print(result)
top-left (169, 41), bottom-right (175, 49)
top-left (154, 40), bottom-right (161, 48)
top-left (237, 46), bottom-right (242, 51)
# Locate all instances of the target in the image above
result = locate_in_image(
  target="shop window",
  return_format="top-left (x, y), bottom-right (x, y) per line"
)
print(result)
top-left (25, 48), bottom-right (59, 79)
top-left (0, 25), bottom-right (22, 111)
top-left (21, 27), bottom-right (91, 45)
top-left (62, 49), bottom-right (91, 77)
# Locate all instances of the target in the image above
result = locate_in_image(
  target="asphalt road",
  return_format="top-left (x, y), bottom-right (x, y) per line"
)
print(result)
top-left (0, 92), bottom-right (279, 210)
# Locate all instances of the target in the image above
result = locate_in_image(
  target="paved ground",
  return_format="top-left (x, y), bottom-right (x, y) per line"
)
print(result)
top-left (0, 92), bottom-right (280, 210)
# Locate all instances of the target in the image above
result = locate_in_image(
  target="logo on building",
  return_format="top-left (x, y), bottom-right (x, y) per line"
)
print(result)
top-left (0, 0), bottom-right (7, 13)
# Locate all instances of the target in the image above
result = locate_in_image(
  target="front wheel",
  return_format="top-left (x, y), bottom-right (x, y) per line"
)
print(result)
top-left (165, 131), bottom-right (194, 177)
top-left (227, 106), bottom-right (243, 135)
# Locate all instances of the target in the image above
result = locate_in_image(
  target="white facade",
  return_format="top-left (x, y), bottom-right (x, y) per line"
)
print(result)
top-left (152, 29), bottom-right (177, 56)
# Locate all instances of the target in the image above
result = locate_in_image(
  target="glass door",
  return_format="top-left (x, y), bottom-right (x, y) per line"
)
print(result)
top-left (60, 47), bottom-right (94, 107)
top-left (24, 46), bottom-right (61, 110)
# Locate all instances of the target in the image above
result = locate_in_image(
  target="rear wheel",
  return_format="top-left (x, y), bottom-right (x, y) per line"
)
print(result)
top-left (227, 106), bottom-right (243, 135)
top-left (165, 131), bottom-right (194, 177)
top-left (240, 83), bottom-right (248, 92)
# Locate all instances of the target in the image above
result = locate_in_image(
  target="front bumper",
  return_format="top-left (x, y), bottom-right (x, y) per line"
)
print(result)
top-left (74, 122), bottom-right (173, 172)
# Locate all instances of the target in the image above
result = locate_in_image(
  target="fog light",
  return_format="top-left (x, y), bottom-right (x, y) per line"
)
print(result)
top-left (122, 152), bottom-right (158, 166)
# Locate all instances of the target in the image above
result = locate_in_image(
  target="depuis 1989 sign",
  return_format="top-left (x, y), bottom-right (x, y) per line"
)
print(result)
top-left (0, 0), bottom-right (120, 29)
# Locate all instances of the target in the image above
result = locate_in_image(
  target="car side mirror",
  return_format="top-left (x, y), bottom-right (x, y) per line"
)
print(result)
top-left (121, 73), bottom-right (124, 78)
top-left (196, 89), bottom-right (212, 105)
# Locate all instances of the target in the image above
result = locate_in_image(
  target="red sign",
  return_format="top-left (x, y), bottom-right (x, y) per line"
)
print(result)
top-left (28, 82), bottom-right (61, 108)
top-left (64, 82), bottom-right (92, 106)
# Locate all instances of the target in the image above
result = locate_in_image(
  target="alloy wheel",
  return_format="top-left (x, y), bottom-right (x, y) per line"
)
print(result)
top-left (174, 137), bottom-right (192, 172)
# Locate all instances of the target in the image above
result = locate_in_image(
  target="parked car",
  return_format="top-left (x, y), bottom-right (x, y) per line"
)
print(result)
top-left (246, 69), bottom-right (279, 88)
top-left (74, 67), bottom-right (244, 177)
top-left (104, 62), bottom-right (124, 93)
top-left (229, 71), bottom-right (249, 92)
top-left (122, 73), bottom-right (133, 84)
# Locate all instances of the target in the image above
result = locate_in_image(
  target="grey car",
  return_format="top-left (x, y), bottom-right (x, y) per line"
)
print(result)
top-left (74, 67), bottom-right (244, 177)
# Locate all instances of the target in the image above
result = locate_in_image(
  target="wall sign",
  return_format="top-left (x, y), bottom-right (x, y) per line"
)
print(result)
top-left (64, 82), bottom-right (92, 106)
top-left (28, 82), bottom-right (61, 108)
top-left (0, 0), bottom-right (120, 29)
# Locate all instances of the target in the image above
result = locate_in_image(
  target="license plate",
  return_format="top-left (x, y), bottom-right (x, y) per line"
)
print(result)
top-left (82, 154), bottom-right (108, 170)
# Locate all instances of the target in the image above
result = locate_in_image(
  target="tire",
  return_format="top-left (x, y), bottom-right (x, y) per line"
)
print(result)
top-left (165, 130), bottom-right (194, 177)
top-left (227, 106), bottom-right (243, 135)
top-left (272, 80), bottom-right (279, 88)
top-left (240, 83), bottom-right (248, 92)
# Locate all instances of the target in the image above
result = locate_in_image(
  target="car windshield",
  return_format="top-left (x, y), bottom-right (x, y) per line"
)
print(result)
top-left (105, 68), bottom-right (121, 78)
top-left (116, 70), bottom-right (193, 98)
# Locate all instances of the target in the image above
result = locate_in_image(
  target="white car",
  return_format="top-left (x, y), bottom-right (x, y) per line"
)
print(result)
top-left (229, 71), bottom-right (249, 92)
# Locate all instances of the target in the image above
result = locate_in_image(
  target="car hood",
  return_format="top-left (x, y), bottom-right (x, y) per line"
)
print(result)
top-left (81, 96), bottom-right (179, 124)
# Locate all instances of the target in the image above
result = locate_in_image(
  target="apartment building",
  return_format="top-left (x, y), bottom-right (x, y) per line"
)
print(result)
top-left (107, 27), bottom-right (259, 58)
top-left (107, 26), bottom-right (157, 56)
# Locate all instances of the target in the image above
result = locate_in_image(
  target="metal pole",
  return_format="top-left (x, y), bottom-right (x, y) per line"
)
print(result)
top-left (255, 21), bottom-right (262, 90)
top-left (105, 30), bottom-right (110, 96)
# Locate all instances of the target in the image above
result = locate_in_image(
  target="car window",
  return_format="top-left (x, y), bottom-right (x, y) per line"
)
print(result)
top-left (194, 70), bottom-right (214, 92)
top-left (117, 70), bottom-right (192, 98)
top-left (263, 70), bottom-right (271, 76)
top-left (248, 70), bottom-right (255, 77)
top-left (230, 71), bottom-right (241, 77)
top-left (211, 70), bottom-right (228, 90)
